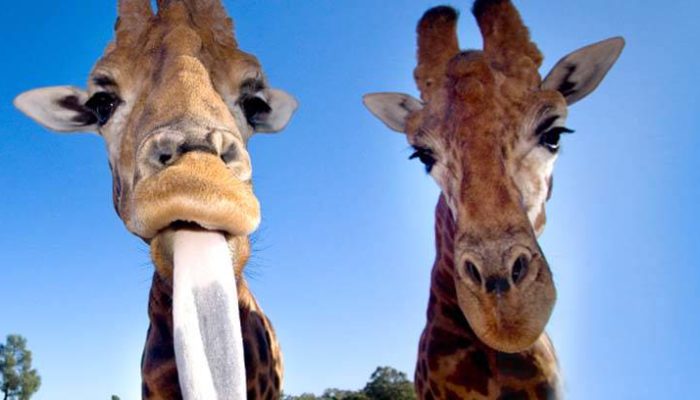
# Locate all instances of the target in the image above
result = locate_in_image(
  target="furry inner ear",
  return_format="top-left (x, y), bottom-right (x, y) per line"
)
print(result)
top-left (542, 37), bottom-right (625, 105)
top-left (14, 86), bottom-right (98, 132)
top-left (362, 92), bottom-right (423, 133)
top-left (241, 95), bottom-right (272, 126)
top-left (242, 88), bottom-right (298, 133)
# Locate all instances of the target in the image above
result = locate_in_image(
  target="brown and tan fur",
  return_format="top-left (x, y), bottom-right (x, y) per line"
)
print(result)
top-left (402, 6), bottom-right (560, 396)
top-left (15, 0), bottom-right (297, 398)
top-left (411, 17), bottom-right (563, 391)
top-left (103, 0), bottom-right (287, 393)
top-left (414, 197), bottom-right (559, 400)
top-left (364, 1), bottom-right (623, 399)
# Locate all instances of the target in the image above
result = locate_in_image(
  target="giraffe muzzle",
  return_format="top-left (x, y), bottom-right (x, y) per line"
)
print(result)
top-left (128, 152), bottom-right (261, 240)
top-left (455, 246), bottom-right (556, 353)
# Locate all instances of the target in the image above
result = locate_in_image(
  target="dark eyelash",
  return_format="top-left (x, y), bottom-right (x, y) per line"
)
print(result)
top-left (546, 126), bottom-right (575, 136)
top-left (409, 146), bottom-right (436, 173)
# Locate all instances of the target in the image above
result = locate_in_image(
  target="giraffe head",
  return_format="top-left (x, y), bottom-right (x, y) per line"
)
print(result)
top-left (15, 0), bottom-right (296, 394)
top-left (14, 0), bottom-right (297, 276)
top-left (364, 1), bottom-right (623, 352)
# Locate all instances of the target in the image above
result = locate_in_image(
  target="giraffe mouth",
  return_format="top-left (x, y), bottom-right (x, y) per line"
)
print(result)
top-left (455, 267), bottom-right (556, 353)
top-left (167, 220), bottom-right (223, 235)
top-left (129, 154), bottom-right (255, 397)
top-left (129, 152), bottom-right (261, 241)
top-left (133, 156), bottom-right (254, 398)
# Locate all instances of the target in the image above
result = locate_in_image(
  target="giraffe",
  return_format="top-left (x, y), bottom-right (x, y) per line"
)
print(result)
top-left (364, 1), bottom-right (623, 399)
top-left (14, 0), bottom-right (296, 398)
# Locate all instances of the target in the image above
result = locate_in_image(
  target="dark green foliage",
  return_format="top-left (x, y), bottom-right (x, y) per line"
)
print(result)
top-left (111, 396), bottom-right (121, 400)
top-left (363, 367), bottom-right (416, 400)
top-left (0, 335), bottom-right (41, 400)
top-left (319, 388), bottom-right (369, 400)
top-left (283, 366), bottom-right (415, 400)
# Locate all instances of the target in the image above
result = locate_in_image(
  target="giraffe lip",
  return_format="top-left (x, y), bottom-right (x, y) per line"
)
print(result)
top-left (161, 221), bottom-right (234, 246)
top-left (168, 220), bottom-right (225, 235)
top-left (454, 262), bottom-right (556, 352)
top-left (129, 152), bottom-right (261, 239)
top-left (168, 220), bottom-right (206, 231)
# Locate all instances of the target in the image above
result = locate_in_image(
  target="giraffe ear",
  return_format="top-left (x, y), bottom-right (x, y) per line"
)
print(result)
top-left (14, 86), bottom-right (98, 132)
top-left (542, 37), bottom-right (625, 105)
top-left (363, 92), bottom-right (423, 133)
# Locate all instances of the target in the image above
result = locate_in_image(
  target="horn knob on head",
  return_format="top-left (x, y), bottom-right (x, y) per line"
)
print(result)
top-left (472, 0), bottom-right (543, 82)
top-left (116, 0), bottom-right (153, 42)
top-left (415, 6), bottom-right (461, 101)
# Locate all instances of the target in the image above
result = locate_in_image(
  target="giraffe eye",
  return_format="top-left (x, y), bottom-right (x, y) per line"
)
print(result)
top-left (85, 92), bottom-right (121, 126)
top-left (540, 127), bottom-right (574, 153)
top-left (409, 146), bottom-right (436, 173)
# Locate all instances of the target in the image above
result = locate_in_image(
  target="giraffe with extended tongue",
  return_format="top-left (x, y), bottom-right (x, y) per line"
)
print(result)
top-left (14, 0), bottom-right (297, 398)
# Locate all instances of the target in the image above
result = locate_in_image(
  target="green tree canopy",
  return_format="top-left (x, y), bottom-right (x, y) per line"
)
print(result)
top-left (363, 366), bottom-right (416, 400)
top-left (0, 335), bottom-right (41, 400)
top-left (283, 366), bottom-right (415, 400)
top-left (321, 388), bottom-right (369, 400)
top-left (282, 393), bottom-right (319, 400)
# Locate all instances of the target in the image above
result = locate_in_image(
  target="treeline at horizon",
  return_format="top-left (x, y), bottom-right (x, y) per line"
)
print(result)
top-left (282, 366), bottom-right (416, 400)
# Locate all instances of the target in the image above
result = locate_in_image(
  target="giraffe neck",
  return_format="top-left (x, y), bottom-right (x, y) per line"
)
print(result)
top-left (141, 272), bottom-right (180, 399)
top-left (140, 238), bottom-right (284, 399)
top-left (414, 195), bottom-right (561, 399)
top-left (424, 195), bottom-right (469, 329)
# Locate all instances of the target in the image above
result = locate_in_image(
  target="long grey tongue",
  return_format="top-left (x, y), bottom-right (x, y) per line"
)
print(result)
top-left (172, 230), bottom-right (246, 400)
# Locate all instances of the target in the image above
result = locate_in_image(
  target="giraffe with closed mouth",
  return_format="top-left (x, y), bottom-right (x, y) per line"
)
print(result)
top-left (364, 1), bottom-right (623, 398)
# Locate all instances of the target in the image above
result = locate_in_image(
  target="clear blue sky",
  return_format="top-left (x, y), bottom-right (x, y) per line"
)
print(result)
top-left (1, 1), bottom-right (698, 399)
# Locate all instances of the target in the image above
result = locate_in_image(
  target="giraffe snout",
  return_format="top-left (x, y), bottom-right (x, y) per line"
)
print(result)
top-left (459, 247), bottom-right (537, 296)
top-left (138, 128), bottom-right (252, 182)
top-left (454, 243), bottom-right (556, 352)
top-left (127, 126), bottom-right (260, 240)
top-left (485, 276), bottom-right (510, 295)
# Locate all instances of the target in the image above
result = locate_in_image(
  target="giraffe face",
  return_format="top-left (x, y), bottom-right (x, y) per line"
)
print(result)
top-left (407, 52), bottom-right (563, 353)
top-left (404, 51), bottom-right (569, 236)
top-left (364, 2), bottom-right (623, 352)
top-left (14, 1), bottom-right (298, 276)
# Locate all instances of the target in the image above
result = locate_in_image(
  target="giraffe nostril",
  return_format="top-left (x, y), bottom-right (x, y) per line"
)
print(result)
top-left (465, 261), bottom-right (482, 286)
top-left (158, 152), bottom-right (173, 165)
top-left (150, 135), bottom-right (181, 168)
top-left (511, 255), bottom-right (529, 285)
